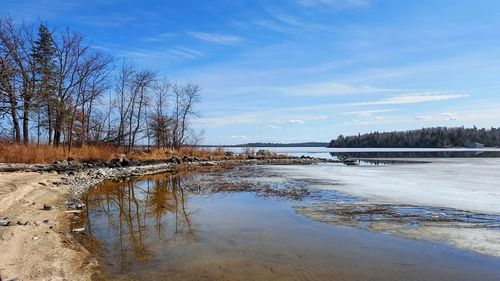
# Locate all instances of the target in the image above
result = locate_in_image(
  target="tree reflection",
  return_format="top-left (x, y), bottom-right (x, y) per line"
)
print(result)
top-left (83, 173), bottom-right (196, 268)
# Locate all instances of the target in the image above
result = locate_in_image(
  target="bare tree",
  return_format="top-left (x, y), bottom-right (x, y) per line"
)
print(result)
top-left (128, 69), bottom-right (155, 151)
top-left (66, 49), bottom-right (112, 152)
top-left (171, 83), bottom-right (200, 149)
top-left (149, 78), bottom-right (171, 148)
top-left (0, 54), bottom-right (21, 142)
top-left (0, 18), bottom-right (37, 144)
top-left (0, 17), bottom-right (203, 150)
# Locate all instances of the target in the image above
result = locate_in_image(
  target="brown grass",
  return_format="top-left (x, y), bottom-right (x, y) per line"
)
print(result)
top-left (0, 143), bottom-right (227, 164)
top-left (0, 143), bottom-right (124, 164)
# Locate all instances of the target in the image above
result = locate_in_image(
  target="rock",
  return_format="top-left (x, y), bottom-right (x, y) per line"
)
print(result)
top-left (342, 159), bottom-right (359, 166)
top-left (0, 220), bottom-right (10, 226)
top-left (43, 204), bottom-right (52, 211)
top-left (256, 149), bottom-right (275, 157)
top-left (182, 156), bottom-right (193, 163)
top-left (169, 156), bottom-right (181, 164)
top-left (72, 227), bottom-right (85, 232)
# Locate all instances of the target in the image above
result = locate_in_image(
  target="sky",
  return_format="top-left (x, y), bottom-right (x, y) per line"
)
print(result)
top-left (2, 0), bottom-right (500, 144)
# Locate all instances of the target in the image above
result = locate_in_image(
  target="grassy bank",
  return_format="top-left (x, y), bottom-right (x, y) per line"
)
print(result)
top-left (0, 143), bottom-right (226, 164)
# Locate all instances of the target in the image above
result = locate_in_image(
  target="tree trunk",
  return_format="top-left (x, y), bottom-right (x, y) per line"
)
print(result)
top-left (22, 100), bottom-right (29, 145)
top-left (7, 92), bottom-right (21, 143)
top-left (54, 113), bottom-right (62, 146)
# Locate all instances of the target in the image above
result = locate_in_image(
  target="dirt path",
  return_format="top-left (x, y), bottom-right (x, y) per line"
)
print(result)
top-left (0, 171), bottom-right (95, 281)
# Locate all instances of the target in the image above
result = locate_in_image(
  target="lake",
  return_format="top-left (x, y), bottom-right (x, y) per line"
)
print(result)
top-left (79, 153), bottom-right (500, 280)
top-left (218, 146), bottom-right (500, 159)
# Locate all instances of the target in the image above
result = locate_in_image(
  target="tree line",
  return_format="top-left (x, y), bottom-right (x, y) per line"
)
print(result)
top-left (329, 127), bottom-right (500, 148)
top-left (0, 17), bottom-right (201, 151)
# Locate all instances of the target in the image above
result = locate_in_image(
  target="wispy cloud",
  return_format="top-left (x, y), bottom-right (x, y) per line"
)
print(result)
top-left (117, 46), bottom-right (204, 61)
top-left (341, 109), bottom-right (396, 117)
top-left (276, 82), bottom-right (406, 97)
top-left (188, 32), bottom-right (243, 44)
top-left (350, 93), bottom-right (469, 106)
top-left (143, 32), bottom-right (178, 42)
top-left (287, 119), bottom-right (305, 124)
top-left (230, 135), bottom-right (248, 139)
top-left (265, 124), bottom-right (282, 129)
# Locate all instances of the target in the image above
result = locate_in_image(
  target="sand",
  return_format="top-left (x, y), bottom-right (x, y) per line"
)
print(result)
top-left (0, 171), bottom-right (95, 281)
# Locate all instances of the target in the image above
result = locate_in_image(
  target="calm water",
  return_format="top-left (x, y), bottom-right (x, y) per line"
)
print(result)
top-left (81, 172), bottom-right (500, 281)
top-left (217, 146), bottom-right (500, 159)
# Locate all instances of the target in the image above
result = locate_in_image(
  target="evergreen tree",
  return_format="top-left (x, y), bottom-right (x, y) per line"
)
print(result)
top-left (32, 24), bottom-right (57, 144)
top-left (329, 127), bottom-right (500, 148)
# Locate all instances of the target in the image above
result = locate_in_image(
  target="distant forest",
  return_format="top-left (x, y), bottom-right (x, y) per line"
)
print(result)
top-left (329, 127), bottom-right (500, 148)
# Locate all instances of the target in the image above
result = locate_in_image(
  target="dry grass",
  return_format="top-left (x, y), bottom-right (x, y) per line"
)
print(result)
top-left (0, 143), bottom-right (227, 164)
top-left (0, 143), bottom-right (125, 164)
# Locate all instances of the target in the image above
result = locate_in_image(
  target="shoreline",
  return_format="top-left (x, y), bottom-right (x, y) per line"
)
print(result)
top-left (2, 155), bottom-right (500, 280)
top-left (0, 155), bottom-right (327, 281)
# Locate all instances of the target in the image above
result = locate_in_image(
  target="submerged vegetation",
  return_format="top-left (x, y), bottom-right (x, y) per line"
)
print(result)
top-left (330, 126), bottom-right (500, 148)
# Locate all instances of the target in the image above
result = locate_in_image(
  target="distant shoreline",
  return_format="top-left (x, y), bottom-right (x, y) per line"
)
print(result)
top-left (198, 142), bottom-right (329, 148)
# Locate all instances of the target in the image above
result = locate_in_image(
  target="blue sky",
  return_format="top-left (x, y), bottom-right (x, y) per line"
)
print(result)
top-left (2, 0), bottom-right (500, 144)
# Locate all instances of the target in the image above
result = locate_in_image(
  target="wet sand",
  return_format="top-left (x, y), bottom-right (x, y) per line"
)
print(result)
top-left (80, 171), bottom-right (500, 281)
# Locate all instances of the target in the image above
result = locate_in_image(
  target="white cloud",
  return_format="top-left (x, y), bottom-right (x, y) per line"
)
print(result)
top-left (117, 46), bottom-right (204, 61)
top-left (265, 125), bottom-right (282, 129)
top-left (189, 32), bottom-right (243, 44)
top-left (276, 82), bottom-right (403, 97)
top-left (143, 32), bottom-right (178, 42)
top-left (288, 119), bottom-right (305, 124)
top-left (350, 93), bottom-right (469, 106)
top-left (341, 109), bottom-right (396, 117)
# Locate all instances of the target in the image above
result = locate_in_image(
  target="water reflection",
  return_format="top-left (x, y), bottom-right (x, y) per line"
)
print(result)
top-left (80, 170), bottom-right (500, 281)
top-left (83, 173), bottom-right (195, 267)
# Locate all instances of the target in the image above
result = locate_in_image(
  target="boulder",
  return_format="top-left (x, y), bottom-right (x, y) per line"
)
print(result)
top-left (256, 149), bottom-right (275, 157)
top-left (169, 156), bottom-right (182, 164)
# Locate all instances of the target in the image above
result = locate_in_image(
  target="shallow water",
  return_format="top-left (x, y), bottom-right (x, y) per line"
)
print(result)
top-left (81, 171), bottom-right (500, 281)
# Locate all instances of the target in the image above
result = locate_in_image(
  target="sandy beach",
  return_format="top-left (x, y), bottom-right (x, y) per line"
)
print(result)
top-left (0, 171), bottom-right (96, 281)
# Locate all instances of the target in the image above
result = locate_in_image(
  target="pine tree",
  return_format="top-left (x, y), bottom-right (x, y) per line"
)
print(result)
top-left (32, 24), bottom-right (57, 144)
